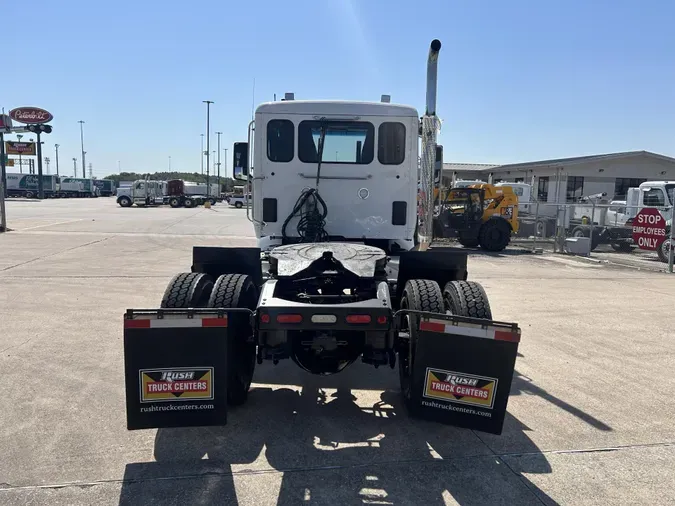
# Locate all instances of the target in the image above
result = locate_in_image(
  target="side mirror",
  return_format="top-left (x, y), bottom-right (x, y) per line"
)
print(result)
top-left (233, 142), bottom-right (249, 181)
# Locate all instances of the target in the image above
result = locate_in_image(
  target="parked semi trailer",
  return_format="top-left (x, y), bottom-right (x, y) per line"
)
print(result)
top-left (166, 179), bottom-right (220, 207)
top-left (5, 173), bottom-right (59, 198)
top-left (60, 177), bottom-right (100, 198)
top-left (93, 179), bottom-right (116, 197)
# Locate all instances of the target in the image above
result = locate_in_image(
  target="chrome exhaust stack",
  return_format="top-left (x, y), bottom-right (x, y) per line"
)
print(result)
top-left (417, 39), bottom-right (442, 250)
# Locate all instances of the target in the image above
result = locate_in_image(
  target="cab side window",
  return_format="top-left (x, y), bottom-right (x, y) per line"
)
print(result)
top-left (267, 119), bottom-right (294, 163)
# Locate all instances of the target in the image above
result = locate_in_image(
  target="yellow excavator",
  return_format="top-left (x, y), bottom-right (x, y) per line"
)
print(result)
top-left (433, 183), bottom-right (520, 251)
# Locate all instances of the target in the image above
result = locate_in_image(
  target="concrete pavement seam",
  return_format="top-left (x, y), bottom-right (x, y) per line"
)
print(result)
top-left (1, 440), bottom-right (673, 493)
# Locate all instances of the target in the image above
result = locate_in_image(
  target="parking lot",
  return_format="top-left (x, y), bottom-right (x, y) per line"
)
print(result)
top-left (1, 197), bottom-right (674, 505)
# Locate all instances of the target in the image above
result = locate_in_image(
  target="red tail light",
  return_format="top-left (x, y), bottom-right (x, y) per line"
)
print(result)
top-left (377, 315), bottom-right (388, 325)
top-left (260, 313), bottom-right (271, 324)
top-left (346, 314), bottom-right (371, 324)
top-left (277, 314), bottom-right (302, 324)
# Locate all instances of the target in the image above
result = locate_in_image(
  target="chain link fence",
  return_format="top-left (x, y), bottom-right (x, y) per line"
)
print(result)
top-left (510, 201), bottom-right (674, 272)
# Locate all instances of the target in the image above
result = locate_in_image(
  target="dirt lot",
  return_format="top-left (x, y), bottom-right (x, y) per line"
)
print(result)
top-left (1, 198), bottom-right (674, 505)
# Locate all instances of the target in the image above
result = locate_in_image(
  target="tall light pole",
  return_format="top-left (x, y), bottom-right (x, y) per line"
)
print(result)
top-left (223, 148), bottom-right (228, 178)
top-left (200, 134), bottom-right (204, 175)
top-left (72, 158), bottom-right (77, 177)
top-left (78, 120), bottom-right (86, 178)
top-left (17, 134), bottom-right (23, 174)
top-left (168, 155), bottom-right (171, 171)
top-left (203, 101), bottom-right (213, 196)
top-left (117, 160), bottom-right (121, 172)
top-left (54, 144), bottom-right (60, 176)
top-left (216, 132), bottom-right (222, 195)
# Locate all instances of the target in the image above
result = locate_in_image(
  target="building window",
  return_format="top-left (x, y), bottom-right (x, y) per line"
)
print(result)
top-left (643, 188), bottom-right (666, 207)
top-left (377, 122), bottom-right (406, 165)
top-left (614, 178), bottom-right (646, 199)
top-left (298, 120), bottom-right (374, 164)
top-left (267, 119), bottom-right (294, 163)
top-left (515, 177), bottom-right (524, 183)
top-left (537, 176), bottom-right (549, 201)
top-left (566, 176), bottom-right (584, 202)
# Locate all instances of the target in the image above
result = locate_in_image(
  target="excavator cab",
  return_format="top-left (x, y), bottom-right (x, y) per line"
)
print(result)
top-left (434, 184), bottom-right (519, 252)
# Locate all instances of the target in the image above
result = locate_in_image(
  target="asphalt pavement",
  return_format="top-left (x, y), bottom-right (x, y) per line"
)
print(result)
top-left (1, 197), bottom-right (674, 505)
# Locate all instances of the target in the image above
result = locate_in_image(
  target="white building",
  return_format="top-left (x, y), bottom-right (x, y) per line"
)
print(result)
top-left (443, 151), bottom-right (675, 203)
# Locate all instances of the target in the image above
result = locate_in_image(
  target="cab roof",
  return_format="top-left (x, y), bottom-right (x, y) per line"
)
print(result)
top-left (255, 100), bottom-right (419, 118)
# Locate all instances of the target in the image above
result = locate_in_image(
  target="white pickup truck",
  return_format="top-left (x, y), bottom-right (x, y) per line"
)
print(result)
top-left (228, 194), bottom-right (251, 209)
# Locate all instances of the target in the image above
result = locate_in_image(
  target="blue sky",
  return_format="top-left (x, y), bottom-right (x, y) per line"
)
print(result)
top-left (3, 0), bottom-right (675, 178)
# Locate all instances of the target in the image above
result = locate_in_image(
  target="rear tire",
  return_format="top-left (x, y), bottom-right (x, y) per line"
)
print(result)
top-left (160, 272), bottom-right (214, 308)
top-left (398, 279), bottom-right (444, 410)
top-left (235, 201), bottom-right (243, 209)
top-left (479, 219), bottom-right (511, 252)
top-left (209, 274), bottom-right (258, 406)
top-left (184, 198), bottom-right (194, 208)
top-left (169, 197), bottom-right (181, 208)
top-left (443, 281), bottom-right (492, 319)
top-left (657, 238), bottom-right (672, 263)
top-left (610, 242), bottom-right (632, 253)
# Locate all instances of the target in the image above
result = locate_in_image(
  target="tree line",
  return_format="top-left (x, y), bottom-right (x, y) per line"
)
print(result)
top-left (102, 172), bottom-right (240, 191)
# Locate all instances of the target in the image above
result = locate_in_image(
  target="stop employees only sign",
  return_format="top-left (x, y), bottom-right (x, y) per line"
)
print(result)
top-left (632, 208), bottom-right (666, 250)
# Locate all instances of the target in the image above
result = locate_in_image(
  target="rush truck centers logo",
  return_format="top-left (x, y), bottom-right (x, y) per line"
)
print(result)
top-left (140, 367), bottom-right (213, 403)
top-left (423, 368), bottom-right (498, 409)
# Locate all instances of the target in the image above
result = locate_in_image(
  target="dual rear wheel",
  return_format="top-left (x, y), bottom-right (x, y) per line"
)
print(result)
top-left (398, 278), bottom-right (492, 409)
top-left (160, 272), bottom-right (258, 406)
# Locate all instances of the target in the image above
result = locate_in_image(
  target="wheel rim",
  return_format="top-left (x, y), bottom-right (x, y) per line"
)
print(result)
top-left (573, 229), bottom-right (584, 238)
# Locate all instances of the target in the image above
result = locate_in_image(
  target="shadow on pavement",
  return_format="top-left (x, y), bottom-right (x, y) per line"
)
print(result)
top-left (117, 361), bottom-right (575, 505)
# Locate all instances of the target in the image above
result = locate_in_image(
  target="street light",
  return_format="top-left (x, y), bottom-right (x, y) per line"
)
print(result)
top-left (203, 101), bottom-right (214, 196)
top-left (216, 132), bottom-right (222, 195)
top-left (54, 144), bottom-right (60, 176)
top-left (200, 134), bottom-right (205, 175)
top-left (78, 120), bottom-right (86, 178)
top-left (168, 155), bottom-right (171, 171)
top-left (72, 158), bottom-right (77, 177)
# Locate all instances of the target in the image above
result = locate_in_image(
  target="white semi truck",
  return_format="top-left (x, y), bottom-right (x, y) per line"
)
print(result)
top-left (116, 180), bottom-right (166, 207)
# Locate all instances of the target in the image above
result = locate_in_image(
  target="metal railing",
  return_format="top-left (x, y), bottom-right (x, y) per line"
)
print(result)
top-left (509, 201), bottom-right (674, 272)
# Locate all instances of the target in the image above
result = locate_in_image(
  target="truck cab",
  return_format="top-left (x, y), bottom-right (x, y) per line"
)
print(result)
top-left (117, 180), bottom-right (164, 207)
top-left (245, 99), bottom-right (420, 252)
top-left (627, 181), bottom-right (675, 221)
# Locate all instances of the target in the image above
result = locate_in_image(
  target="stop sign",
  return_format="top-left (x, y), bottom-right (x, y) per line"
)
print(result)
top-left (632, 208), bottom-right (667, 250)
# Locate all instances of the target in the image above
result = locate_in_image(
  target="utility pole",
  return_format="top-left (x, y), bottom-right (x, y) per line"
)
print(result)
top-left (45, 157), bottom-right (50, 175)
top-left (216, 132), bottom-right (222, 196)
top-left (203, 100), bottom-right (213, 197)
top-left (168, 155), bottom-right (171, 171)
top-left (72, 158), bottom-right (77, 177)
top-left (88, 163), bottom-right (93, 178)
top-left (78, 120), bottom-right (86, 178)
top-left (17, 134), bottom-right (23, 174)
top-left (200, 134), bottom-right (204, 175)
top-left (36, 137), bottom-right (44, 198)
top-left (54, 144), bottom-right (60, 176)
top-left (117, 160), bottom-right (121, 172)
top-left (224, 148), bottom-right (228, 178)
top-left (0, 128), bottom-right (6, 231)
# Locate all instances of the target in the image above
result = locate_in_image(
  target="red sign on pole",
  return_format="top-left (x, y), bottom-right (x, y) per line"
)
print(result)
top-left (9, 107), bottom-right (53, 125)
top-left (632, 208), bottom-right (666, 250)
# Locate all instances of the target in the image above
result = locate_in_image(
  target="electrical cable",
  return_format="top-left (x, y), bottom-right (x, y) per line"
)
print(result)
top-left (282, 122), bottom-right (329, 243)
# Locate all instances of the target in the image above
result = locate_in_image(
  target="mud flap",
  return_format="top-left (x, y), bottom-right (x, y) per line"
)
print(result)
top-left (123, 309), bottom-right (233, 430)
top-left (405, 312), bottom-right (520, 435)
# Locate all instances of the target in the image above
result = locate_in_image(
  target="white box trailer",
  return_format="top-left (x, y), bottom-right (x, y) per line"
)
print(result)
top-left (6, 173), bottom-right (59, 198)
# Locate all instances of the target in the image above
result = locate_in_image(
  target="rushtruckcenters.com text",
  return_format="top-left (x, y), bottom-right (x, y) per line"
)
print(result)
top-left (421, 400), bottom-right (492, 418)
top-left (140, 403), bottom-right (214, 413)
